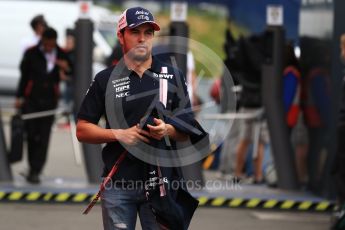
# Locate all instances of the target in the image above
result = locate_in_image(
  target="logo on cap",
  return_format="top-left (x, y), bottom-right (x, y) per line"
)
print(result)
top-left (135, 10), bottom-right (149, 15)
top-left (117, 7), bottom-right (160, 33)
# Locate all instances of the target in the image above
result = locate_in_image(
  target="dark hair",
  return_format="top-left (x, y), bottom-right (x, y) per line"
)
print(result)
top-left (66, 28), bottom-right (75, 37)
top-left (284, 41), bottom-right (300, 69)
top-left (120, 27), bottom-right (155, 36)
top-left (42, 27), bottom-right (58, 40)
top-left (30, 14), bottom-right (47, 30)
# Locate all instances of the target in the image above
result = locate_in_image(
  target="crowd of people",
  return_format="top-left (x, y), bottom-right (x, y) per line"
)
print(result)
top-left (210, 22), bottom-right (337, 193)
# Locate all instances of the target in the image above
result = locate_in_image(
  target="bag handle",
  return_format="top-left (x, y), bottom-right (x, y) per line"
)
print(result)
top-left (82, 150), bottom-right (127, 215)
top-left (156, 162), bottom-right (167, 197)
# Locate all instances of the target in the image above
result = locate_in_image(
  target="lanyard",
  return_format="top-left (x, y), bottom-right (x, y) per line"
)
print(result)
top-left (82, 150), bottom-right (128, 215)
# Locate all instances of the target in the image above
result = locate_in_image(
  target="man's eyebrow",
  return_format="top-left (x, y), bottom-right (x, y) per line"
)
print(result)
top-left (128, 27), bottom-right (154, 32)
top-left (129, 28), bottom-right (140, 32)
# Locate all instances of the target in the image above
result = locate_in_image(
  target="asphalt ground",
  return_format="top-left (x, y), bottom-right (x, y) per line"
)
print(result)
top-left (0, 203), bottom-right (331, 230)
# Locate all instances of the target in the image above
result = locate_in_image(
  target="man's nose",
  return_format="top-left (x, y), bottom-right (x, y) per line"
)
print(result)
top-left (138, 32), bottom-right (145, 42)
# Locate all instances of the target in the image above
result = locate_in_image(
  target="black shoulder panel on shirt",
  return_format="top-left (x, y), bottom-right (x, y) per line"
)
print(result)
top-left (93, 65), bottom-right (116, 90)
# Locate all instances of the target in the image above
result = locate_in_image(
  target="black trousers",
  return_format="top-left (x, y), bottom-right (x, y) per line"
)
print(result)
top-left (306, 126), bottom-right (331, 194)
top-left (23, 102), bottom-right (55, 174)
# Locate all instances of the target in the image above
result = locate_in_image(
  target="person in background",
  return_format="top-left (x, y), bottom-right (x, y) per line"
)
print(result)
top-left (283, 42), bottom-right (301, 134)
top-left (282, 42), bottom-right (308, 185)
top-left (61, 28), bottom-right (76, 105)
top-left (105, 42), bottom-right (123, 67)
top-left (58, 28), bottom-right (76, 129)
top-left (21, 14), bottom-right (47, 53)
top-left (217, 21), bottom-right (242, 177)
top-left (15, 28), bottom-right (70, 184)
top-left (233, 35), bottom-right (270, 184)
top-left (301, 39), bottom-right (332, 193)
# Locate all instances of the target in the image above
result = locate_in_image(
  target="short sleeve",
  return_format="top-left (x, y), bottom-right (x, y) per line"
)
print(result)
top-left (77, 74), bottom-right (106, 124)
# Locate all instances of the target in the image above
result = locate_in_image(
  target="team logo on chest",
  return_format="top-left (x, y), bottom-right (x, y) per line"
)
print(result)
top-left (153, 66), bottom-right (174, 79)
top-left (112, 77), bottom-right (130, 98)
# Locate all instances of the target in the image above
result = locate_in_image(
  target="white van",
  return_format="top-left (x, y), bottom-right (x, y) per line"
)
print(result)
top-left (0, 0), bottom-right (119, 95)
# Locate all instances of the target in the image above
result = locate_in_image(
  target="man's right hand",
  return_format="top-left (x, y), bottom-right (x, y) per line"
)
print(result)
top-left (114, 125), bottom-right (150, 145)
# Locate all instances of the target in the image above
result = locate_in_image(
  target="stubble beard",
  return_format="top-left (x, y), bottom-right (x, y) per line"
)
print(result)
top-left (129, 50), bottom-right (151, 62)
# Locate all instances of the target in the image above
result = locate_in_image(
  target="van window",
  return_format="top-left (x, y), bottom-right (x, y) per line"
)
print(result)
top-left (99, 28), bottom-right (117, 48)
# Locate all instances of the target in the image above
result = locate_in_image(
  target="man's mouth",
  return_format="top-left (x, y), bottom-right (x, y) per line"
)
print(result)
top-left (136, 45), bottom-right (147, 50)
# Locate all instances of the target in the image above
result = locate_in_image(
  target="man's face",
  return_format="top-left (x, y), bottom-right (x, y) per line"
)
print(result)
top-left (36, 23), bottom-right (46, 36)
top-left (65, 36), bottom-right (75, 51)
top-left (118, 23), bottom-right (154, 62)
top-left (42, 38), bottom-right (57, 53)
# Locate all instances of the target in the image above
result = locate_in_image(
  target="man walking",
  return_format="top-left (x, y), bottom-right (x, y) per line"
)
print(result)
top-left (15, 27), bottom-right (70, 184)
top-left (77, 7), bottom-right (199, 230)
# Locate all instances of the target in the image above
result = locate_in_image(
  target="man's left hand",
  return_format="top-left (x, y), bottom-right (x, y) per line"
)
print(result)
top-left (147, 118), bottom-right (167, 140)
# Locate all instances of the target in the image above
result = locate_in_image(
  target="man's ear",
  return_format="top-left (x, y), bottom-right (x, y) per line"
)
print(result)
top-left (117, 31), bottom-right (124, 46)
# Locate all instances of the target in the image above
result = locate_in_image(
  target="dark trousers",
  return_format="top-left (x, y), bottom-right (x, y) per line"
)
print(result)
top-left (307, 127), bottom-right (328, 193)
top-left (307, 128), bottom-right (326, 193)
top-left (25, 116), bottom-right (54, 174)
top-left (23, 102), bottom-right (55, 174)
